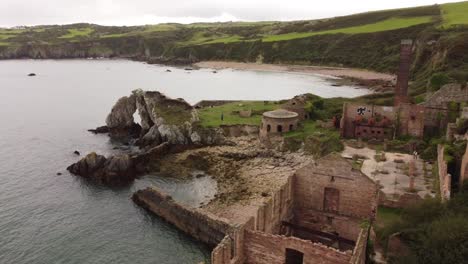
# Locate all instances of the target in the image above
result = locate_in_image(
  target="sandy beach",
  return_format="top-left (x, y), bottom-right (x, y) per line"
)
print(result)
top-left (195, 61), bottom-right (395, 81)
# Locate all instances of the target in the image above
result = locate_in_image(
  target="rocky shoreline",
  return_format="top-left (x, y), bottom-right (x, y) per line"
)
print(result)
top-left (67, 89), bottom-right (225, 185)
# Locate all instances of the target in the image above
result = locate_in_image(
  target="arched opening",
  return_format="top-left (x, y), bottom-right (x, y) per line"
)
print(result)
top-left (289, 124), bottom-right (294, 131)
top-left (285, 248), bottom-right (304, 264)
top-left (267, 124), bottom-right (271, 132)
top-left (277, 125), bottom-right (283, 133)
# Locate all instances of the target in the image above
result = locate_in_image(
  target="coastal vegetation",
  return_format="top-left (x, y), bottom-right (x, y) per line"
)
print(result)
top-left (377, 184), bottom-right (468, 264)
top-left (198, 101), bottom-right (279, 127)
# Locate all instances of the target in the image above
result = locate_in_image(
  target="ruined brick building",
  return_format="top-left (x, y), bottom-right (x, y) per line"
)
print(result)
top-left (340, 39), bottom-right (462, 140)
top-left (134, 154), bottom-right (378, 264)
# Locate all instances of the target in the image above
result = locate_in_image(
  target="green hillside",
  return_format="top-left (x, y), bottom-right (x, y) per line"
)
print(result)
top-left (0, 1), bottom-right (467, 100)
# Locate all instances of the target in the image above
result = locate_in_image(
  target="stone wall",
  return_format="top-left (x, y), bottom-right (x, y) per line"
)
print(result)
top-left (378, 191), bottom-right (422, 208)
top-left (425, 83), bottom-right (468, 108)
top-left (437, 145), bottom-right (451, 201)
top-left (460, 143), bottom-right (468, 187)
top-left (220, 125), bottom-right (259, 137)
top-left (243, 230), bottom-right (352, 264)
top-left (132, 187), bottom-right (230, 247)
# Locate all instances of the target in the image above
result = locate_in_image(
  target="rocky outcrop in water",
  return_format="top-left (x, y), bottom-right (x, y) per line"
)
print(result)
top-left (66, 152), bottom-right (136, 184)
top-left (96, 89), bottom-right (225, 147)
top-left (67, 143), bottom-right (170, 185)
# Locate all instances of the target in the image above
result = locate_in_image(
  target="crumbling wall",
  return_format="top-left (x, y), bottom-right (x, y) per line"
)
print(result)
top-left (349, 227), bottom-right (370, 264)
top-left (460, 143), bottom-right (468, 187)
top-left (243, 230), bottom-right (352, 264)
top-left (378, 191), bottom-right (422, 208)
top-left (294, 154), bottom-right (378, 219)
top-left (398, 104), bottom-right (425, 138)
top-left (212, 225), bottom-right (247, 264)
top-left (437, 145), bottom-right (451, 201)
top-left (341, 103), bottom-right (395, 139)
top-left (425, 83), bottom-right (468, 108)
top-left (220, 125), bottom-right (259, 137)
top-left (252, 176), bottom-right (294, 234)
top-left (340, 103), bottom-right (425, 139)
top-left (132, 187), bottom-right (230, 247)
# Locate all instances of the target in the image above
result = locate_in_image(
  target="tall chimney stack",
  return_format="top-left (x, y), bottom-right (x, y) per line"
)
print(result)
top-left (394, 39), bottom-right (413, 106)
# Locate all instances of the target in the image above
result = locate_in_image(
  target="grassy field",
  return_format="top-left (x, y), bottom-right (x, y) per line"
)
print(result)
top-left (262, 16), bottom-right (434, 42)
top-left (59, 28), bottom-right (94, 39)
top-left (441, 1), bottom-right (468, 27)
top-left (198, 101), bottom-right (279, 127)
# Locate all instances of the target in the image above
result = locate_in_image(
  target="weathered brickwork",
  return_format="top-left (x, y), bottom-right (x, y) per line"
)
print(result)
top-left (394, 39), bottom-right (413, 106)
top-left (437, 145), bottom-right (451, 201)
top-left (133, 155), bottom-right (376, 264)
top-left (294, 154), bottom-right (378, 219)
top-left (244, 230), bottom-right (351, 264)
top-left (341, 102), bottom-right (426, 139)
top-left (251, 176), bottom-right (294, 234)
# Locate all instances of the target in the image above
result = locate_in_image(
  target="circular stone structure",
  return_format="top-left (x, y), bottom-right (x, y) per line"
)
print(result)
top-left (260, 109), bottom-right (299, 136)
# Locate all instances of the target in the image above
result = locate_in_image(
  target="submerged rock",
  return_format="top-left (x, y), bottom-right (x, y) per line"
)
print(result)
top-left (88, 125), bottom-right (109, 134)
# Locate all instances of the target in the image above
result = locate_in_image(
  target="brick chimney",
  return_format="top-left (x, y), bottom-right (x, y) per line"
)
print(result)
top-left (394, 39), bottom-right (413, 106)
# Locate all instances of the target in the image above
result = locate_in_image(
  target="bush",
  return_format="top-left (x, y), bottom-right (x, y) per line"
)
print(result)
top-left (429, 73), bottom-right (450, 91)
top-left (381, 189), bottom-right (468, 264)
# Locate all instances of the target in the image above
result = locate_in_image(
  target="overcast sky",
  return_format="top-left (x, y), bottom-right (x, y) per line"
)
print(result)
top-left (0, 0), bottom-right (459, 27)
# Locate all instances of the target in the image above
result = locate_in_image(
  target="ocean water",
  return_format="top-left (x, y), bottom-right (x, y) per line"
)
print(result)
top-left (0, 59), bottom-right (369, 264)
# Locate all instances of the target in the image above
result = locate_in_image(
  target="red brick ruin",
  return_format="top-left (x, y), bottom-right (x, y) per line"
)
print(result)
top-left (394, 39), bottom-right (413, 106)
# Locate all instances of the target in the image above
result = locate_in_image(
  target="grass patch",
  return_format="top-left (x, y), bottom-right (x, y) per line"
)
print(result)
top-left (262, 16), bottom-right (434, 42)
top-left (197, 101), bottom-right (278, 127)
top-left (376, 206), bottom-right (402, 228)
top-left (152, 104), bottom-right (192, 126)
top-left (284, 120), bottom-right (344, 156)
top-left (441, 1), bottom-right (468, 27)
top-left (59, 28), bottom-right (94, 39)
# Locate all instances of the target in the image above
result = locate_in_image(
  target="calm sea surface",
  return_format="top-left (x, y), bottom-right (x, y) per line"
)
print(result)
top-left (0, 59), bottom-right (369, 264)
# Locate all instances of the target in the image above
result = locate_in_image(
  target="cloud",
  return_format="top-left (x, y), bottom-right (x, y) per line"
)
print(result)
top-left (0, 0), bottom-right (459, 27)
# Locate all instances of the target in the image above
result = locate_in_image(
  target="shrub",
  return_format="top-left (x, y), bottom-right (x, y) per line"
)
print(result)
top-left (429, 73), bottom-right (450, 91)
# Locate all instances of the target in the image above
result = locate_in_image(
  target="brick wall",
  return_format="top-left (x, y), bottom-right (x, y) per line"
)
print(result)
top-left (398, 104), bottom-right (425, 138)
top-left (252, 176), bottom-right (294, 234)
top-left (437, 145), bottom-right (451, 201)
top-left (243, 230), bottom-right (352, 264)
top-left (394, 40), bottom-right (413, 106)
top-left (341, 103), bottom-right (395, 139)
top-left (340, 103), bottom-right (425, 139)
top-left (294, 154), bottom-right (378, 219)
